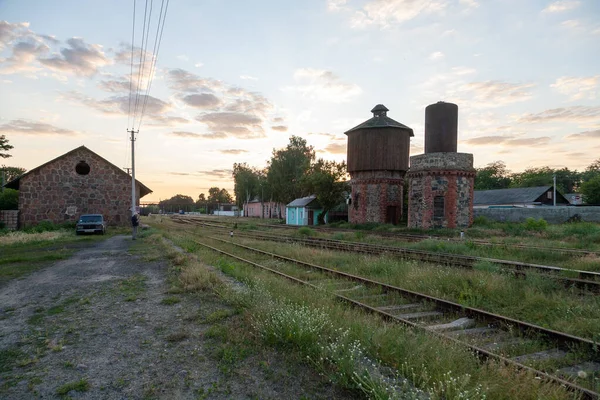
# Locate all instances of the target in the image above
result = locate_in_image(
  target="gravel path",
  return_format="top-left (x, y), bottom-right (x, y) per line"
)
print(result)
top-left (0, 235), bottom-right (353, 399)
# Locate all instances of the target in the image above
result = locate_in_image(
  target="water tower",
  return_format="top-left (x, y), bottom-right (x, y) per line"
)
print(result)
top-left (345, 104), bottom-right (413, 225)
top-left (407, 102), bottom-right (475, 228)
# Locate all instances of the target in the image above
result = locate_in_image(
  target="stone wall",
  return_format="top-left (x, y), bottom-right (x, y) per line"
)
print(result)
top-left (19, 148), bottom-right (143, 227)
top-left (474, 207), bottom-right (600, 223)
top-left (349, 170), bottom-right (404, 224)
top-left (407, 152), bottom-right (475, 229)
top-left (0, 210), bottom-right (19, 230)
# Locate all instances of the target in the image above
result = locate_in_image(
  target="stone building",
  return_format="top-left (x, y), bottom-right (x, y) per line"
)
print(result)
top-left (345, 104), bottom-right (413, 225)
top-left (4, 146), bottom-right (152, 228)
top-left (407, 102), bottom-right (475, 228)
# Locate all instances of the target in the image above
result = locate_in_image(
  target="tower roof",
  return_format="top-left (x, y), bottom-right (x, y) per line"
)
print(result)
top-left (345, 104), bottom-right (414, 136)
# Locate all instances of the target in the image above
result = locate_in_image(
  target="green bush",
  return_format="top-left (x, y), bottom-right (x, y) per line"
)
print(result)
top-left (472, 215), bottom-right (491, 226)
top-left (297, 227), bottom-right (314, 236)
top-left (524, 217), bottom-right (548, 232)
top-left (0, 188), bottom-right (18, 210)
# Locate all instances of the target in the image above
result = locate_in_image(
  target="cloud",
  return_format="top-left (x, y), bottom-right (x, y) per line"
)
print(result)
top-left (167, 68), bottom-right (222, 93)
top-left (196, 112), bottom-right (264, 139)
top-left (271, 125), bottom-right (288, 132)
top-left (332, 0), bottom-right (448, 29)
top-left (197, 169), bottom-right (232, 179)
top-left (194, 62), bottom-right (204, 68)
top-left (219, 149), bottom-right (248, 154)
top-left (459, 0), bottom-right (479, 9)
top-left (550, 75), bottom-right (599, 101)
top-left (0, 119), bottom-right (78, 136)
top-left (39, 37), bottom-right (110, 76)
top-left (0, 21), bottom-right (30, 50)
top-left (63, 91), bottom-right (188, 127)
top-left (464, 135), bottom-right (551, 146)
top-left (518, 106), bottom-right (600, 124)
top-left (240, 75), bottom-right (258, 81)
top-left (0, 38), bottom-right (49, 74)
top-left (566, 129), bottom-right (600, 139)
top-left (458, 81), bottom-right (535, 107)
top-left (168, 130), bottom-right (226, 139)
top-left (428, 51), bottom-right (444, 61)
top-left (324, 141), bottom-right (347, 154)
top-left (308, 132), bottom-right (337, 139)
top-left (284, 68), bottom-right (362, 103)
top-left (272, 117), bottom-right (284, 123)
top-left (560, 19), bottom-right (580, 28)
top-left (542, 1), bottom-right (580, 13)
top-left (182, 93), bottom-right (222, 109)
top-left (97, 78), bottom-right (135, 93)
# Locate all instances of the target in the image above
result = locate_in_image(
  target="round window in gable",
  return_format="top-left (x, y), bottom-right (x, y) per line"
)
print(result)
top-left (75, 161), bottom-right (90, 175)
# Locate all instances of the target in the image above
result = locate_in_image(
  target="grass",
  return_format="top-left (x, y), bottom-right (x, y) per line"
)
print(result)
top-left (0, 348), bottom-right (26, 373)
top-left (161, 296), bottom-right (181, 305)
top-left (150, 219), bottom-right (584, 399)
top-left (56, 378), bottom-right (90, 395)
top-left (117, 274), bottom-right (147, 301)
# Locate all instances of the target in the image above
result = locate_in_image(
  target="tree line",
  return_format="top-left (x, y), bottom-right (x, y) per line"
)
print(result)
top-left (157, 187), bottom-right (233, 214)
top-left (233, 136), bottom-right (349, 224)
top-left (475, 160), bottom-right (600, 204)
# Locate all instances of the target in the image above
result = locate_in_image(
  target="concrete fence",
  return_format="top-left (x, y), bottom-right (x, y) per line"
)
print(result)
top-left (474, 206), bottom-right (600, 224)
top-left (0, 210), bottom-right (19, 230)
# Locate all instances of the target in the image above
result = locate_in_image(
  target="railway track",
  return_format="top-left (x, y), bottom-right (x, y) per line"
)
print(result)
top-left (171, 217), bottom-right (600, 291)
top-left (171, 215), bottom-right (600, 256)
top-left (193, 235), bottom-right (600, 399)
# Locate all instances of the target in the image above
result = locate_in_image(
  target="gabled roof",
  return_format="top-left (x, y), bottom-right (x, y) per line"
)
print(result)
top-left (3, 145), bottom-right (152, 198)
top-left (345, 104), bottom-right (414, 136)
top-left (474, 186), bottom-right (567, 205)
top-left (286, 195), bottom-right (320, 208)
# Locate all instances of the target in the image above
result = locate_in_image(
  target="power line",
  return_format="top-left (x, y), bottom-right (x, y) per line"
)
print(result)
top-left (132, 0), bottom-right (151, 129)
top-left (138, 0), bottom-right (169, 131)
top-left (127, 0), bottom-right (136, 130)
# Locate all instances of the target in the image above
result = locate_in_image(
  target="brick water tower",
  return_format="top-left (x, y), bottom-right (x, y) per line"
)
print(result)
top-left (345, 104), bottom-right (413, 225)
top-left (407, 102), bottom-right (475, 228)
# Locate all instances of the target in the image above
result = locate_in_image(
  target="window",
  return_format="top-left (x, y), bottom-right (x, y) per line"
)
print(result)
top-left (433, 196), bottom-right (445, 219)
top-left (75, 161), bottom-right (90, 175)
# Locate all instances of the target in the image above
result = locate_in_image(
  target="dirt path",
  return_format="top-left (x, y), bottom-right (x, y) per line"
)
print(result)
top-left (0, 235), bottom-right (351, 399)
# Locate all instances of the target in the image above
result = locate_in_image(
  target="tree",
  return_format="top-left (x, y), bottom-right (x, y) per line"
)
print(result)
top-left (207, 187), bottom-right (233, 205)
top-left (267, 136), bottom-right (315, 205)
top-left (0, 135), bottom-right (13, 159)
top-left (303, 159), bottom-right (349, 225)
top-left (580, 175), bottom-right (600, 204)
top-left (158, 194), bottom-right (195, 213)
top-left (0, 188), bottom-right (18, 210)
top-left (510, 166), bottom-right (579, 194)
top-left (232, 163), bottom-right (259, 209)
top-left (475, 161), bottom-right (512, 190)
top-left (1, 166), bottom-right (26, 183)
top-left (581, 158), bottom-right (600, 184)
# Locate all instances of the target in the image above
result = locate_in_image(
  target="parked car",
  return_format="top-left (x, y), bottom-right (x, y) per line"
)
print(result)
top-left (76, 214), bottom-right (106, 235)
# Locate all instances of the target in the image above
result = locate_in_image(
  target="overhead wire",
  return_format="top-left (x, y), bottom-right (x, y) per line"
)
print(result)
top-left (127, 0), bottom-right (136, 130)
top-left (132, 0), bottom-right (152, 129)
top-left (137, 0), bottom-right (170, 132)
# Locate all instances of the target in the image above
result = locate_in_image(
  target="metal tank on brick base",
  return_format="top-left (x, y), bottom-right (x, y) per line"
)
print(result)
top-left (344, 104), bottom-right (413, 225)
top-left (407, 102), bottom-right (475, 229)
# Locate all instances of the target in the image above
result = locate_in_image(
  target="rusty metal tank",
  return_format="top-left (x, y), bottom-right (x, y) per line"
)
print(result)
top-left (345, 104), bottom-right (413, 173)
top-left (424, 101), bottom-right (458, 153)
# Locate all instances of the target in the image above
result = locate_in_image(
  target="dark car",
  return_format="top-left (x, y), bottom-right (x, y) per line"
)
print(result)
top-left (76, 214), bottom-right (106, 235)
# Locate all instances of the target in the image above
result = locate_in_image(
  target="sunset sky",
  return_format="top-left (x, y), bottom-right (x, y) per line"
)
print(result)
top-left (1, 0), bottom-right (599, 202)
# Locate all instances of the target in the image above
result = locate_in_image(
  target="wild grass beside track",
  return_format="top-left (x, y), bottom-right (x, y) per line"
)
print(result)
top-left (150, 219), bottom-right (580, 400)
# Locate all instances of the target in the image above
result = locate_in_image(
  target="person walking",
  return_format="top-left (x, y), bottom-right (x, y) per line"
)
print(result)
top-left (131, 213), bottom-right (140, 240)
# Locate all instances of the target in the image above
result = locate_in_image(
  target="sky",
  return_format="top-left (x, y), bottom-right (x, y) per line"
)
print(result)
top-left (1, 0), bottom-right (599, 203)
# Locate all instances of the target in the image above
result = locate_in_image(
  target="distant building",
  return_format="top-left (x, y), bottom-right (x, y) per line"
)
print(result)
top-left (473, 186), bottom-right (569, 208)
top-left (244, 199), bottom-right (286, 219)
top-left (4, 146), bottom-right (152, 227)
top-left (565, 193), bottom-right (584, 205)
top-left (286, 195), bottom-right (328, 226)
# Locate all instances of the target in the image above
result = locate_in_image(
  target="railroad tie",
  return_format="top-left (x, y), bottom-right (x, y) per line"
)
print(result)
top-left (446, 326), bottom-right (498, 338)
top-left (427, 317), bottom-right (476, 332)
top-left (557, 361), bottom-right (600, 379)
top-left (375, 303), bottom-right (422, 312)
top-left (511, 349), bottom-right (568, 364)
top-left (395, 311), bottom-right (444, 320)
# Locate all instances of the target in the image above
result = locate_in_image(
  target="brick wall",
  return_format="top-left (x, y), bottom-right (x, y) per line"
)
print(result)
top-left (407, 152), bottom-right (475, 229)
top-left (18, 148), bottom-right (143, 227)
top-left (0, 210), bottom-right (19, 230)
top-left (349, 170), bottom-right (405, 224)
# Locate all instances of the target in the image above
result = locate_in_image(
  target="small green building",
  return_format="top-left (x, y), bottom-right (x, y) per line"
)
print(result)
top-left (286, 195), bottom-right (328, 226)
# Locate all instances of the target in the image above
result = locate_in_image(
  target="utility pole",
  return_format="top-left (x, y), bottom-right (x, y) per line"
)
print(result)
top-left (553, 174), bottom-right (557, 207)
top-left (1, 169), bottom-right (5, 193)
top-left (128, 129), bottom-right (139, 221)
